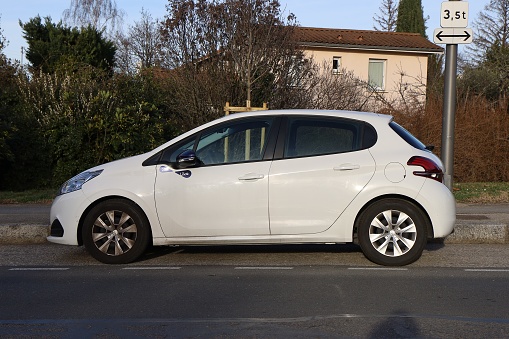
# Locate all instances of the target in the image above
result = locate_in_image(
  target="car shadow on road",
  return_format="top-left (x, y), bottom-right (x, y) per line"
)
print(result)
top-left (138, 243), bottom-right (364, 262)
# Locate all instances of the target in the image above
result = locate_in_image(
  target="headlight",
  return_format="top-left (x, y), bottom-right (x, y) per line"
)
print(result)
top-left (58, 170), bottom-right (103, 195)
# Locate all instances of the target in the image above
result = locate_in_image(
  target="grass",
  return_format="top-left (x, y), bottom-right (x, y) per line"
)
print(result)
top-left (0, 182), bottom-right (508, 204)
top-left (453, 182), bottom-right (509, 204)
top-left (0, 189), bottom-right (56, 204)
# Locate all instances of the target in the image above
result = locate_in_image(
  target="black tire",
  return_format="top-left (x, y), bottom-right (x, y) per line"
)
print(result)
top-left (357, 199), bottom-right (428, 266)
top-left (82, 199), bottom-right (150, 264)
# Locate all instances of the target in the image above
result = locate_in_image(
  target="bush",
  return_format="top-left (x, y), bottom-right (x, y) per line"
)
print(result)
top-left (15, 66), bottom-right (179, 187)
top-left (392, 95), bottom-right (509, 182)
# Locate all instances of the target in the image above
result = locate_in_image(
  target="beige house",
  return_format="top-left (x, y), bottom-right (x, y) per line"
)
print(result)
top-left (294, 27), bottom-right (443, 104)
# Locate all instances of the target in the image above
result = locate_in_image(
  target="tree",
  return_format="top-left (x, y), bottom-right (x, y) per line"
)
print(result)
top-left (63, 0), bottom-right (125, 35)
top-left (115, 9), bottom-right (163, 74)
top-left (466, 0), bottom-right (509, 63)
top-left (160, 0), bottom-right (306, 129)
top-left (461, 1), bottom-right (509, 101)
top-left (396, 0), bottom-right (426, 37)
top-left (461, 42), bottom-right (509, 101)
top-left (373, 0), bottom-right (399, 32)
top-left (218, 0), bottom-right (299, 104)
top-left (0, 15), bottom-right (7, 53)
top-left (20, 16), bottom-right (116, 73)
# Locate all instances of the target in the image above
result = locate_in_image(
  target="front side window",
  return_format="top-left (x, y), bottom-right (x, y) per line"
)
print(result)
top-left (284, 117), bottom-right (363, 158)
top-left (196, 118), bottom-right (274, 165)
top-left (368, 59), bottom-right (386, 91)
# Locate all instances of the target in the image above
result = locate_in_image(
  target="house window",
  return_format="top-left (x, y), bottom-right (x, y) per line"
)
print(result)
top-left (332, 56), bottom-right (341, 74)
top-left (368, 59), bottom-right (386, 91)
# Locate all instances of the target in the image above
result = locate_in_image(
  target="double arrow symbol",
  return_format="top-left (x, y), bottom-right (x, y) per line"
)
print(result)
top-left (435, 30), bottom-right (471, 42)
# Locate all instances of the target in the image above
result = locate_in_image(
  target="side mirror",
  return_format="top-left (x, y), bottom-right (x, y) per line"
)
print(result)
top-left (176, 150), bottom-right (198, 169)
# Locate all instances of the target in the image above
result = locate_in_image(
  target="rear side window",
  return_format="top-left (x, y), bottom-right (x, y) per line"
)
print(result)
top-left (389, 121), bottom-right (427, 150)
top-left (284, 117), bottom-right (376, 158)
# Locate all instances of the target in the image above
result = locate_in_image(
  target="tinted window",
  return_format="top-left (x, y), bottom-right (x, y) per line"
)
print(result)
top-left (389, 121), bottom-right (427, 150)
top-left (160, 138), bottom-right (196, 164)
top-left (284, 117), bottom-right (364, 158)
top-left (196, 118), bottom-right (274, 165)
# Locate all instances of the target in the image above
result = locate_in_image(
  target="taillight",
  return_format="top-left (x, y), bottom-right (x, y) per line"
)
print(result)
top-left (407, 156), bottom-right (444, 183)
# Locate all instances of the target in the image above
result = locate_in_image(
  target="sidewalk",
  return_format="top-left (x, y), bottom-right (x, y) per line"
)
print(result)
top-left (0, 203), bottom-right (508, 245)
top-left (450, 203), bottom-right (509, 244)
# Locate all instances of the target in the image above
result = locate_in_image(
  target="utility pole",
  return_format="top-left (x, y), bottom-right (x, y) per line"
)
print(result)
top-left (433, 0), bottom-right (473, 191)
top-left (441, 43), bottom-right (457, 190)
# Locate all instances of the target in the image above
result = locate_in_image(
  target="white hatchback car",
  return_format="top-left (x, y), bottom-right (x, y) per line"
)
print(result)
top-left (48, 110), bottom-right (455, 266)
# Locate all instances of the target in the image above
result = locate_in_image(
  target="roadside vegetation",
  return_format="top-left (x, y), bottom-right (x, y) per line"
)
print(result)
top-left (0, 0), bottom-right (508, 196)
top-left (0, 189), bottom-right (56, 204)
top-left (453, 182), bottom-right (509, 204)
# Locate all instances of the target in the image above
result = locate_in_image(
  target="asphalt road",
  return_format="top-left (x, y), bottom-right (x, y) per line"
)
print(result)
top-left (1, 259), bottom-right (509, 338)
top-left (1, 241), bottom-right (509, 337)
top-left (1, 203), bottom-right (509, 337)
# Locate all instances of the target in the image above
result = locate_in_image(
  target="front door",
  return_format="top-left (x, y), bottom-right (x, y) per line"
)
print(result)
top-left (154, 117), bottom-right (275, 237)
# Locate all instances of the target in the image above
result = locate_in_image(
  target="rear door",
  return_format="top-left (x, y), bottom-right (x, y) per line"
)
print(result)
top-left (268, 116), bottom-right (376, 235)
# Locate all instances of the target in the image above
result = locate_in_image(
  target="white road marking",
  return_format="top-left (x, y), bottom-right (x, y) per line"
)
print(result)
top-left (465, 269), bottom-right (509, 272)
top-left (348, 267), bottom-right (408, 271)
top-left (234, 267), bottom-right (294, 270)
top-left (9, 268), bottom-right (70, 271)
top-left (122, 267), bottom-right (182, 270)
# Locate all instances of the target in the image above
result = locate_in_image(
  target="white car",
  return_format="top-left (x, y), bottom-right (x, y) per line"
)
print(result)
top-left (48, 109), bottom-right (455, 266)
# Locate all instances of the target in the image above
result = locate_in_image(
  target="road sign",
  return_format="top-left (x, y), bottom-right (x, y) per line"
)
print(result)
top-left (440, 1), bottom-right (469, 28)
top-left (433, 28), bottom-right (473, 44)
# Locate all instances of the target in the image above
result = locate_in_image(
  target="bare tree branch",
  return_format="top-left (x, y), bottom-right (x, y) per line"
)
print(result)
top-left (63, 0), bottom-right (125, 35)
top-left (373, 0), bottom-right (398, 32)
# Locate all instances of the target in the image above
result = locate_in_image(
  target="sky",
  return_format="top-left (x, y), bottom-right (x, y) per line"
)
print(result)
top-left (1, 0), bottom-right (489, 62)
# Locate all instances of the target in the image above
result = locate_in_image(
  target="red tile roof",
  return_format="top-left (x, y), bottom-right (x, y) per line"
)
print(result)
top-left (294, 27), bottom-right (443, 54)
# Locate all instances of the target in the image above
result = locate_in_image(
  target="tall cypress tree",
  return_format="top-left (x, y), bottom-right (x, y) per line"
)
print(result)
top-left (396, 0), bottom-right (427, 37)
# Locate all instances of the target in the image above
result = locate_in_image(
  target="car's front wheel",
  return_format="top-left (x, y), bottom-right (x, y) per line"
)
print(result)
top-left (357, 199), bottom-right (428, 266)
top-left (82, 199), bottom-right (150, 264)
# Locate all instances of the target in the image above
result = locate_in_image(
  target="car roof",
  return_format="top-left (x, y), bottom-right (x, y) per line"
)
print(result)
top-left (220, 109), bottom-right (393, 124)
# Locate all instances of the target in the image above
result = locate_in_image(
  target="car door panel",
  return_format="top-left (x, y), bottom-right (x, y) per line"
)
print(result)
top-left (154, 116), bottom-right (277, 238)
top-left (155, 162), bottom-right (271, 237)
top-left (268, 151), bottom-right (375, 235)
top-left (268, 116), bottom-right (376, 235)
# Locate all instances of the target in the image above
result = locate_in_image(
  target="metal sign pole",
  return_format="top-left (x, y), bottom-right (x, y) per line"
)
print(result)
top-left (441, 43), bottom-right (458, 191)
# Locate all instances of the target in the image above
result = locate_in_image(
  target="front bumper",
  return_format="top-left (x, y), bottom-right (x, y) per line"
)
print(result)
top-left (47, 190), bottom-right (91, 246)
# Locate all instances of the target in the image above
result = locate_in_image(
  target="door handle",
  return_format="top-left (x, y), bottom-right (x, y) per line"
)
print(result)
top-left (334, 164), bottom-right (360, 171)
top-left (238, 173), bottom-right (265, 181)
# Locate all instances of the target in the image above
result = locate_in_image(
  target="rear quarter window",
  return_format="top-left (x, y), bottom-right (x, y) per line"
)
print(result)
top-left (389, 121), bottom-right (427, 150)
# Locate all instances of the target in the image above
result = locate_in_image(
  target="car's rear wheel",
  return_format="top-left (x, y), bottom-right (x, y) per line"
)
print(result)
top-left (82, 199), bottom-right (150, 264)
top-left (357, 199), bottom-right (428, 266)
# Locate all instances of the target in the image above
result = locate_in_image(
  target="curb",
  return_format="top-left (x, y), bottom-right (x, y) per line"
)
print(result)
top-left (0, 224), bottom-right (49, 245)
top-left (445, 222), bottom-right (509, 244)
top-left (1, 223), bottom-right (508, 245)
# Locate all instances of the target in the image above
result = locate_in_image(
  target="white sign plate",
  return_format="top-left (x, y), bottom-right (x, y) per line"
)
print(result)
top-left (440, 1), bottom-right (469, 28)
top-left (434, 28), bottom-right (473, 44)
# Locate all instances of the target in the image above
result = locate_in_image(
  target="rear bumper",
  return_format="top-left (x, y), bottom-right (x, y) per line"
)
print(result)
top-left (417, 180), bottom-right (456, 238)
